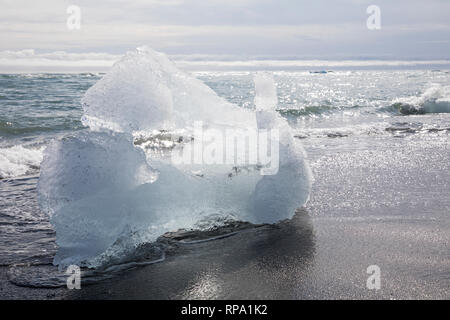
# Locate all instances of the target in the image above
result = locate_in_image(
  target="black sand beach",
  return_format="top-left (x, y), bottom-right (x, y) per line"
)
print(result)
top-left (1, 216), bottom-right (448, 299)
top-left (1, 127), bottom-right (448, 300)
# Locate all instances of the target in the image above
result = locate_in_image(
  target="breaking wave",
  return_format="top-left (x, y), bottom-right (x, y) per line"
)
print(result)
top-left (391, 85), bottom-right (450, 115)
top-left (0, 144), bottom-right (44, 179)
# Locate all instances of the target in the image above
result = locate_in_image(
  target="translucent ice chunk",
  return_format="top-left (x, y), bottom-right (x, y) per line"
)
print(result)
top-left (38, 48), bottom-right (312, 268)
top-left (82, 46), bottom-right (256, 132)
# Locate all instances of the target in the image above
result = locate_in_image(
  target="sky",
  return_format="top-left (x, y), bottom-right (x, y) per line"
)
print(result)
top-left (0, 0), bottom-right (449, 71)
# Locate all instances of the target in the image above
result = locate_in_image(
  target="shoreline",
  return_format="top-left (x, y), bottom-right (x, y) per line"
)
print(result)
top-left (1, 214), bottom-right (448, 300)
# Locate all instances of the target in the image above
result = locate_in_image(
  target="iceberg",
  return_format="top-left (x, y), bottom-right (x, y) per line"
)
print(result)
top-left (38, 47), bottom-right (313, 268)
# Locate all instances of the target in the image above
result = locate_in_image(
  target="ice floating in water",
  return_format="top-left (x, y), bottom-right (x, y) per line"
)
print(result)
top-left (393, 85), bottom-right (450, 115)
top-left (38, 47), bottom-right (312, 268)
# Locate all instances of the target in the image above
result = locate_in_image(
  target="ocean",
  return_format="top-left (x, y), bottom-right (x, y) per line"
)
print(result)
top-left (0, 68), bottom-right (449, 298)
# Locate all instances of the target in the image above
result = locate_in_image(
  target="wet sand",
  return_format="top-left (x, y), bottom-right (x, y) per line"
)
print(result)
top-left (1, 120), bottom-right (449, 300)
top-left (64, 215), bottom-right (450, 299)
top-left (1, 210), bottom-right (448, 299)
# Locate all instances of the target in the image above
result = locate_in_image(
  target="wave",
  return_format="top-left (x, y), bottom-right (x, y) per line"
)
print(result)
top-left (278, 85), bottom-right (450, 119)
top-left (0, 120), bottom-right (85, 138)
top-left (0, 145), bottom-right (44, 179)
top-left (277, 105), bottom-right (337, 117)
top-left (0, 123), bottom-right (56, 136)
top-left (37, 47), bottom-right (313, 268)
top-left (390, 85), bottom-right (450, 115)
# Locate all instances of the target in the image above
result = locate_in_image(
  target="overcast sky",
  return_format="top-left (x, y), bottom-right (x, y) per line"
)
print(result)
top-left (0, 0), bottom-right (449, 62)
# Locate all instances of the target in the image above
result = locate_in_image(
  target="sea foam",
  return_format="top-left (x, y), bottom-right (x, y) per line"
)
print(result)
top-left (0, 145), bottom-right (44, 179)
top-left (393, 84), bottom-right (450, 115)
top-left (38, 47), bottom-right (312, 268)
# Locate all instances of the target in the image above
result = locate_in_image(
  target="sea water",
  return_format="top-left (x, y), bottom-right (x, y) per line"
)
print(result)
top-left (1, 50), bottom-right (449, 286)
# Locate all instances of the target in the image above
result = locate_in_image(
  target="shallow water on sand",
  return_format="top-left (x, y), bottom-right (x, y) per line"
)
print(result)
top-left (0, 70), bottom-right (449, 298)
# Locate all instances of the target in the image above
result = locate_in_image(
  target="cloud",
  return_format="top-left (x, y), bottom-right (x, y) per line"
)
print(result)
top-left (1, 48), bottom-right (448, 73)
top-left (0, 49), bottom-right (120, 72)
top-left (0, 0), bottom-right (449, 59)
top-left (0, 49), bottom-right (119, 61)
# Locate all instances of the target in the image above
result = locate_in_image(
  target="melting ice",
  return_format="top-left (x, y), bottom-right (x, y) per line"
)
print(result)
top-left (37, 47), bottom-right (313, 268)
